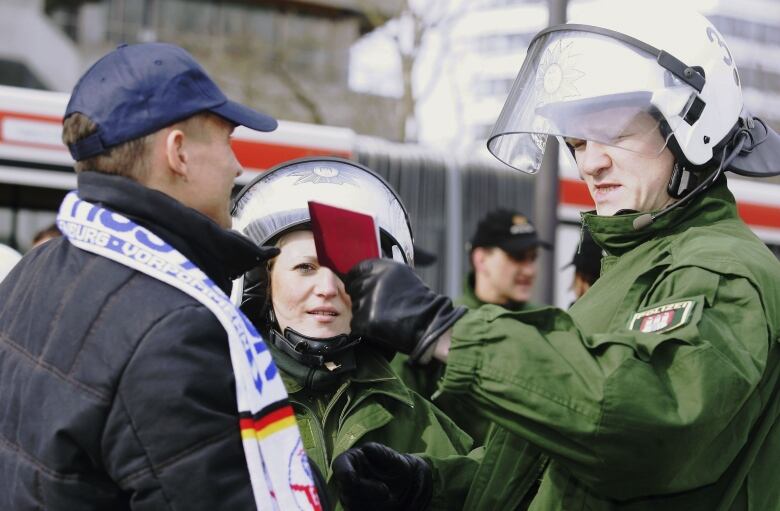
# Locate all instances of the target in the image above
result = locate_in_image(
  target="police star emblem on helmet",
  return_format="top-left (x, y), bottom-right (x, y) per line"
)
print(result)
top-left (290, 165), bottom-right (359, 186)
top-left (534, 39), bottom-right (585, 106)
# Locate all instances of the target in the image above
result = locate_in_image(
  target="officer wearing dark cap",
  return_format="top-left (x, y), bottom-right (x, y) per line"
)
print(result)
top-left (463, 209), bottom-right (550, 310)
top-left (0, 43), bottom-right (317, 510)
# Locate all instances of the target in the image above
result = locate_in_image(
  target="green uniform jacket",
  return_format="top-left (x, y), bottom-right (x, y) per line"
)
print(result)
top-left (391, 274), bottom-right (536, 444)
top-left (439, 180), bottom-right (780, 510)
top-left (394, 275), bottom-right (550, 510)
top-left (275, 344), bottom-right (473, 509)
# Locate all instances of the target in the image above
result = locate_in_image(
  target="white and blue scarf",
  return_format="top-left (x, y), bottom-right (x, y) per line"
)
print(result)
top-left (57, 191), bottom-right (321, 511)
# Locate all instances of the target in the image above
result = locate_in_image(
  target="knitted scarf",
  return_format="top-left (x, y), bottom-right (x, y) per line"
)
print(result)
top-left (57, 191), bottom-right (321, 511)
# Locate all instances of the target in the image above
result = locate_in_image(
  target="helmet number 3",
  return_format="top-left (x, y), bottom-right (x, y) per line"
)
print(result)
top-left (706, 27), bottom-right (739, 85)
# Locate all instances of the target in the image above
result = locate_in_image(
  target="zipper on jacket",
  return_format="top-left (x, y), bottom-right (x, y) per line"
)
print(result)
top-left (322, 380), bottom-right (351, 428)
top-left (290, 399), bottom-right (330, 476)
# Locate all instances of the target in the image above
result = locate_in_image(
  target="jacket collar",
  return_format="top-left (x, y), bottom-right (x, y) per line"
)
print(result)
top-left (582, 177), bottom-right (739, 257)
top-left (460, 272), bottom-right (535, 312)
top-left (460, 273), bottom-right (484, 309)
top-left (348, 347), bottom-right (415, 409)
top-left (77, 171), bottom-right (265, 294)
top-left (280, 346), bottom-right (414, 408)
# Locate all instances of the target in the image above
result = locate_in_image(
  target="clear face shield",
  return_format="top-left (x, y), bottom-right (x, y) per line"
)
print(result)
top-left (487, 29), bottom-right (700, 173)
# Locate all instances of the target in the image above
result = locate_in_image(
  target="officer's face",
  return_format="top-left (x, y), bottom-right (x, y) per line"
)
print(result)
top-left (180, 114), bottom-right (243, 228)
top-left (474, 246), bottom-right (538, 304)
top-left (269, 230), bottom-right (352, 339)
top-left (568, 113), bottom-right (675, 216)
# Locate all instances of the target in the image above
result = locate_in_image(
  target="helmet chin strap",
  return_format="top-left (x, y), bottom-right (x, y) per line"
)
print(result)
top-left (268, 318), bottom-right (362, 371)
top-left (633, 132), bottom-right (748, 230)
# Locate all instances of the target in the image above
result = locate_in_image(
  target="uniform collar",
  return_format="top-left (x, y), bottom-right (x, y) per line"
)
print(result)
top-left (460, 272), bottom-right (535, 311)
top-left (280, 345), bottom-right (414, 408)
top-left (582, 177), bottom-right (738, 257)
top-left (460, 273), bottom-right (484, 309)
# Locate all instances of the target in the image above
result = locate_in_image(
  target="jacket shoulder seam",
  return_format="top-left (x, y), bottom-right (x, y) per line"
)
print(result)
top-left (65, 263), bottom-right (138, 377)
top-left (0, 332), bottom-right (111, 403)
top-left (0, 430), bottom-right (84, 481)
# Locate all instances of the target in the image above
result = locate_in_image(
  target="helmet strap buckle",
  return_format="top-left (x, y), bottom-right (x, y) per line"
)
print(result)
top-left (667, 162), bottom-right (697, 199)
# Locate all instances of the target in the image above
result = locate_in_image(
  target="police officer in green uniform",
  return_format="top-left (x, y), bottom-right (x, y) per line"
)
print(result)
top-left (332, 5), bottom-right (780, 510)
top-left (459, 209), bottom-right (547, 311)
top-left (231, 158), bottom-right (472, 510)
top-left (392, 209), bottom-right (549, 445)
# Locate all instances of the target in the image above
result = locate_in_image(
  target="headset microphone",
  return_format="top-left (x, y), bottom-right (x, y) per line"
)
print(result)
top-left (632, 213), bottom-right (654, 230)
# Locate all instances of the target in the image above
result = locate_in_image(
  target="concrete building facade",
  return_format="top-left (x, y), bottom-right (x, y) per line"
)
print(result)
top-left (0, 0), bottom-right (405, 138)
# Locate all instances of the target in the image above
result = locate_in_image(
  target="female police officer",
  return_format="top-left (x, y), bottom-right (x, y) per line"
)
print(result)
top-left (230, 157), bottom-right (472, 509)
top-left (333, 4), bottom-right (780, 510)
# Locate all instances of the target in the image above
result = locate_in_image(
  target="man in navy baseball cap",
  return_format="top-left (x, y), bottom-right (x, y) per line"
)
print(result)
top-left (61, 42), bottom-right (276, 229)
top-left (0, 42), bottom-right (301, 510)
top-left (65, 42), bottom-right (277, 161)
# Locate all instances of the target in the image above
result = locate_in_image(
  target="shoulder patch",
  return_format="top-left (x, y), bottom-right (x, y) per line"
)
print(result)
top-left (628, 300), bottom-right (695, 334)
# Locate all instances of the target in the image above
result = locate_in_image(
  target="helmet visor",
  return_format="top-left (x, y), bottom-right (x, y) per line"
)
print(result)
top-left (488, 29), bottom-right (699, 173)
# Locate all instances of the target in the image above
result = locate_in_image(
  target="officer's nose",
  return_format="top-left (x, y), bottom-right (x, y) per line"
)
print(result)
top-left (577, 141), bottom-right (612, 178)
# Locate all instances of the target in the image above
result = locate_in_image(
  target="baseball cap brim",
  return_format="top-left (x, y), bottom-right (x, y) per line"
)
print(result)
top-left (413, 244), bottom-right (438, 267)
top-left (497, 236), bottom-right (551, 257)
top-left (212, 99), bottom-right (278, 132)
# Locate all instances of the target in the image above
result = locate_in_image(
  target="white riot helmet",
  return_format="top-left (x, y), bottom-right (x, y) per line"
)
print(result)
top-left (231, 157), bottom-right (414, 370)
top-left (488, 2), bottom-right (780, 179)
top-left (230, 157), bottom-right (414, 307)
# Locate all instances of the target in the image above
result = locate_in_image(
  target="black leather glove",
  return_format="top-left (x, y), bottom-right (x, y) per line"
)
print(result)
top-left (345, 259), bottom-right (466, 362)
top-left (332, 442), bottom-right (432, 511)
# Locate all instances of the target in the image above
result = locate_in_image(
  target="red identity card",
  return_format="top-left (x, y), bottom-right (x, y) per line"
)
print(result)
top-left (308, 201), bottom-right (381, 276)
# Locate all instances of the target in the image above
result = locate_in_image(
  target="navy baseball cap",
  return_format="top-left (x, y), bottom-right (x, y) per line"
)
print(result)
top-left (469, 209), bottom-right (550, 257)
top-left (65, 42), bottom-right (277, 161)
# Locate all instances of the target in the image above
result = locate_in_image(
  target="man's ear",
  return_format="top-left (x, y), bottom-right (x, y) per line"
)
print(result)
top-left (164, 128), bottom-right (188, 180)
top-left (472, 247), bottom-right (487, 273)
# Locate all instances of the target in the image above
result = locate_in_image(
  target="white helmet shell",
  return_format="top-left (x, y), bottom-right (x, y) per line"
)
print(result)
top-left (231, 157), bottom-right (414, 266)
top-left (573, 1), bottom-right (742, 165)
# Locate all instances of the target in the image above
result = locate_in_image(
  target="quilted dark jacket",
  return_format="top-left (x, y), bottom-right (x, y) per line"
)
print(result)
top-left (0, 171), bottom-right (269, 510)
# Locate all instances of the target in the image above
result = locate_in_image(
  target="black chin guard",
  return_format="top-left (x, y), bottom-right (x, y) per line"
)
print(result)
top-left (269, 327), bottom-right (360, 371)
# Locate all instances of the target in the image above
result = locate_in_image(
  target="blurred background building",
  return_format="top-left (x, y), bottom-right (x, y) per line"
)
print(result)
top-left (0, 0), bottom-right (406, 137)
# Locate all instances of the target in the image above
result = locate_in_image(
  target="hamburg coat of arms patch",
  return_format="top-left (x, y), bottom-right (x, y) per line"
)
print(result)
top-left (627, 300), bottom-right (695, 334)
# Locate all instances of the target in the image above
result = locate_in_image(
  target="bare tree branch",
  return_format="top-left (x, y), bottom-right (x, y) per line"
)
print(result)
top-left (272, 59), bottom-right (326, 125)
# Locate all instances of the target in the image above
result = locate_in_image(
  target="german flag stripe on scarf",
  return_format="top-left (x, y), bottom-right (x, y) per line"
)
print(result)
top-left (240, 401), bottom-right (297, 440)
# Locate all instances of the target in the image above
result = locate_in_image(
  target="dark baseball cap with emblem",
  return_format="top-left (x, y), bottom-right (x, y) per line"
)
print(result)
top-left (469, 208), bottom-right (551, 257)
top-left (65, 42), bottom-right (278, 161)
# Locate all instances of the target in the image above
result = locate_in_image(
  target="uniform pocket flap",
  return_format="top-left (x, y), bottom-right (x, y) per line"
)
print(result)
top-left (585, 296), bottom-right (704, 361)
